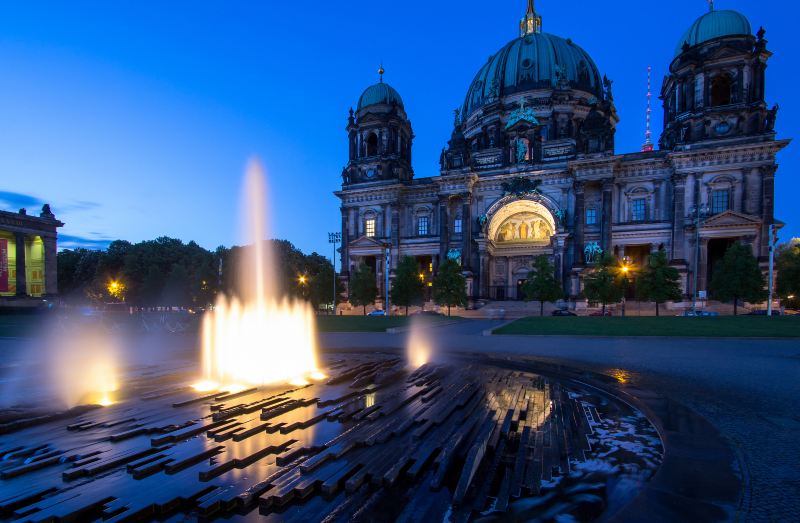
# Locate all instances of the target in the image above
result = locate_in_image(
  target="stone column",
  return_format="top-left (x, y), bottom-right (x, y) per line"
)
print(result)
top-left (43, 235), bottom-right (58, 296)
top-left (461, 193), bottom-right (472, 270)
top-left (573, 181), bottom-right (585, 266)
top-left (340, 209), bottom-right (349, 277)
top-left (391, 207), bottom-right (400, 270)
top-left (697, 238), bottom-right (709, 294)
top-left (653, 181), bottom-right (662, 221)
top-left (15, 233), bottom-right (27, 297)
top-left (438, 196), bottom-right (449, 268)
top-left (760, 165), bottom-right (776, 259)
top-left (671, 174), bottom-right (687, 262)
top-left (479, 250), bottom-right (489, 299)
top-left (601, 179), bottom-right (613, 252)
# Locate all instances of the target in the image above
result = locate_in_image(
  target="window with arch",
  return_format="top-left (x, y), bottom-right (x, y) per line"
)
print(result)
top-left (418, 216), bottom-right (429, 236)
top-left (712, 189), bottom-right (731, 214)
top-left (453, 217), bottom-right (463, 234)
top-left (365, 218), bottom-right (376, 238)
top-left (366, 133), bottom-right (379, 156)
top-left (710, 74), bottom-right (733, 107)
top-left (631, 199), bottom-right (647, 222)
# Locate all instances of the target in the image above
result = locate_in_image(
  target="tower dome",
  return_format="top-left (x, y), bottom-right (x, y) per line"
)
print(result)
top-left (357, 81), bottom-right (404, 112)
top-left (462, 32), bottom-right (603, 118)
top-left (675, 9), bottom-right (752, 56)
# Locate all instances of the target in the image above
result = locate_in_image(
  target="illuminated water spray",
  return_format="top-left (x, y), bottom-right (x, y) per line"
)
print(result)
top-left (197, 159), bottom-right (324, 390)
top-left (406, 316), bottom-right (432, 369)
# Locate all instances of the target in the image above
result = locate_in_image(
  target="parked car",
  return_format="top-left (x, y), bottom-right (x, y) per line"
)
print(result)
top-left (551, 309), bottom-right (576, 317)
top-left (367, 310), bottom-right (386, 317)
top-left (589, 310), bottom-right (612, 317)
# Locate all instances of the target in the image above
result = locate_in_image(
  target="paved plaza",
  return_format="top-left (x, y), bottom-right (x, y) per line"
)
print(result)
top-left (322, 320), bottom-right (800, 522)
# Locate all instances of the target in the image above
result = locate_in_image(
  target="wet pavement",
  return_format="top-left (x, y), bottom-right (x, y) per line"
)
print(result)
top-left (322, 321), bottom-right (800, 522)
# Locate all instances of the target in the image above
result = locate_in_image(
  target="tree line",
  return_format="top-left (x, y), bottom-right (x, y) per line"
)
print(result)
top-left (57, 237), bottom-right (343, 310)
top-left (349, 257), bottom-right (467, 316)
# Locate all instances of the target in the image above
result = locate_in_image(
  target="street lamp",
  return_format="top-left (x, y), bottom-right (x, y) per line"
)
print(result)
top-left (328, 232), bottom-right (341, 315)
top-left (689, 204), bottom-right (710, 313)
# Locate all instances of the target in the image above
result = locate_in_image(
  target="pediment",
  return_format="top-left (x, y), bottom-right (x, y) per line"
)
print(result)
top-left (349, 235), bottom-right (384, 248)
top-left (702, 210), bottom-right (761, 228)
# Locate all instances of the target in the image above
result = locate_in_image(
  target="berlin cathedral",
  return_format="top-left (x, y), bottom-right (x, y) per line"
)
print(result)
top-left (335, 1), bottom-right (787, 306)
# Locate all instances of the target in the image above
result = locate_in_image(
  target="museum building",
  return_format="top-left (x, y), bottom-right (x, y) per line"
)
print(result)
top-left (335, 1), bottom-right (788, 303)
top-left (0, 205), bottom-right (63, 300)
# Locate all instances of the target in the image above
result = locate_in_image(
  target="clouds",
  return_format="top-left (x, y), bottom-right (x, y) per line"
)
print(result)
top-left (0, 190), bottom-right (45, 211)
top-left (0, 190), bottom-right (111, 249)
top-left (58, 233), bottom-right (113, 250)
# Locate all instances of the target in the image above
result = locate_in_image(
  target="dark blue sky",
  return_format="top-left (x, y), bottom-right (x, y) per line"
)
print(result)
top-left (0, 1), bottom-right (796, 254)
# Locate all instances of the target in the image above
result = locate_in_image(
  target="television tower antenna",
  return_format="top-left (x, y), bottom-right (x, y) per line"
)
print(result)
top-left (641, 65), bottom-right (654, 152)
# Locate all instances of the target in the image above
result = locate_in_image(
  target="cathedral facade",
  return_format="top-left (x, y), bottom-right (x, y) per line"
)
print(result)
top-left (335, 2), bottom-right (787, 306)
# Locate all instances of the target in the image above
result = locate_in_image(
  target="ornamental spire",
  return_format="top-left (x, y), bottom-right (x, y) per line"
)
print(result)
top-left (378, 63), bottom-right (384, 83)
top-left (641, 66), bottom-right (654, 152)
top-left (520, 0), bottom-right (542, 36)
top-left (708, 0), bottom-right (714, 11)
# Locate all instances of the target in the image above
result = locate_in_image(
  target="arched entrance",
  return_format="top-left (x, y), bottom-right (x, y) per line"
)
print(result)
top-left (484, 198), bottom-right (559, 300)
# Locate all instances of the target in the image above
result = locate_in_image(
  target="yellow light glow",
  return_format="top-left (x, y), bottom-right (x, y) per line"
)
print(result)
top-left (298, 275), bottom-right (307, 285)
top-left (406, 318), bottom-right (432, 369)
top-left (192, 380), bottom-right (220, 392)
top-left (309, 371), bottom-right (327, 381)
top-left (621, 266), bottom-right (629, 274)
top-left (609, 368), bottom-right (631, 384)
top-left (107, 279), bottom-right (125, 299)
top-left (419, 273), bottom-right (425, 281)
top-left (201, 295), bottom-right (323, 388)
top-left (220, 384), bottom-right (247, 394)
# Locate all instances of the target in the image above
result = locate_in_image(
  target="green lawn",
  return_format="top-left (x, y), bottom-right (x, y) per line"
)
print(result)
top-left (316, 315), bottom-right (460, 332)
top-left (493, 316), bottom-right (800, 338)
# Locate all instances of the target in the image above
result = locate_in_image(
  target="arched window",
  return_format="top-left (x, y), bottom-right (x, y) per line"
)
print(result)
top-left (366, 133), bottom-right (378, 156)
top-left (710, 75), bottom-right (733, 107)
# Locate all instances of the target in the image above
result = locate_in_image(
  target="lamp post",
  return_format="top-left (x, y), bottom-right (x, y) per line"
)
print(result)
top-left (689, 204), bottom-right (710, 313)
top-left (328, 232), bottom-right (341, 315)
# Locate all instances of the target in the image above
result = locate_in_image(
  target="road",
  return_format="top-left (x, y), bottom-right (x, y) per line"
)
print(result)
top-left (322, 320), bottom-right (800, 522)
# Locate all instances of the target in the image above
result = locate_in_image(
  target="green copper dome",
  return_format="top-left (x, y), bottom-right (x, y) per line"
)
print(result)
top-left (357, 82), bottom-right (404, 112)
top-left (675, 9), bottom-right (752, 56)
top-left (462, 32), bottom-right (603, 119)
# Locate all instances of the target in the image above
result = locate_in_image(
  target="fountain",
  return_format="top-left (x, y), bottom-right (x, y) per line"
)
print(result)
top-left (197, 159), bottom-right (323, 390)
top-left (406, 315), bottom-right (432, 368)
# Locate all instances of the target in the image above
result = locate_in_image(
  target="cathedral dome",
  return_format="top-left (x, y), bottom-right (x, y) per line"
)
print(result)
top-left (675, 9), bottom-right (752, 56)
top-left (462, 32), bottom-right (603, 119)
top-left (357, 81), bottom-right (404, 112)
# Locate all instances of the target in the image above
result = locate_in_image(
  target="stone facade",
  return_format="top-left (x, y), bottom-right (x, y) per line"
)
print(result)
top-left (335, 4), bottom-right (789, 305)
top-left (0, 205), bottom-right (63, 299)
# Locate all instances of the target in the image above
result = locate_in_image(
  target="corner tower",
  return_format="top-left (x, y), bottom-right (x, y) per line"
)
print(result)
top-left (341, 67), bottom-right (414, 186)
top-left (660, 5), bottom-right (776, 149)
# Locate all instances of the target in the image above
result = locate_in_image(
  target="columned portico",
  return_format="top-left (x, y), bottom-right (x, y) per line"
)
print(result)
top-left (0, 206), bottom-right (63, 301)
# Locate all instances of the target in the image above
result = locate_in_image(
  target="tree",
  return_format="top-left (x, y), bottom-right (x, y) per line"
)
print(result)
top-left (636, 250), bottom-right (682, 316)
top-left (710, 242), bottom-right (767, 315)
top-left (349, 264), bottom-right (378, 315)
top-left (776, 241), bottom-right (800, 306)
top-left (583, 254), bottom-right (625, 315)
top-left (521, 255), bottom-right (563, 316)
top-left (432, 259), bottom-right (467, 316)
top-left (391, 256), bottom-right (426, 315)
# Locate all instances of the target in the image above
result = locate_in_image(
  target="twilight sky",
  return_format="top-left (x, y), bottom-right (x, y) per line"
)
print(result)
top-left (0, 0), bottom-right (797, 256)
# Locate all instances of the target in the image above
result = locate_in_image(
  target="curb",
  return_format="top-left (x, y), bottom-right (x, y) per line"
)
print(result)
top-left (481, 319), bottom-right (517, 336)
top-left (386, 319), bottom-right (464, 334)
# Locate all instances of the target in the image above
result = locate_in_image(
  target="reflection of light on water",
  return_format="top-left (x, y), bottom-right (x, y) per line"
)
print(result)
top-left (365, 392), bottom-right (376, 408)
top-left (609, 369), bottom-right (631, 384)
top-left (192, 380), bottom-right (220, 393)
top-left (406, 317), bottom-right (432, 368)
top-left (199, 160), bottom-right (323, 389)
